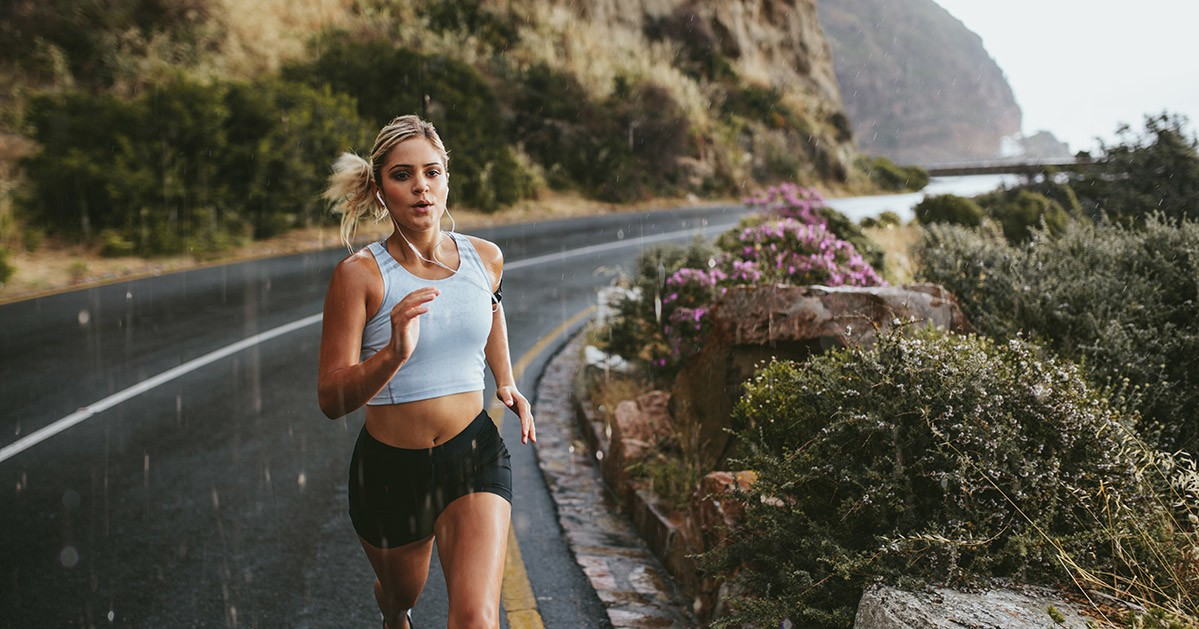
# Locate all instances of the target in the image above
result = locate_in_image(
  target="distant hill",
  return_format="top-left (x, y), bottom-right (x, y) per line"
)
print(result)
top-left (818, 0), bottom-right (1022, 164)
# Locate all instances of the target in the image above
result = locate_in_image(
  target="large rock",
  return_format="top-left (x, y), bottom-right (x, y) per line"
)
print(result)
top-left (854, 584), bottom-right (1093, 628)
top-left (694, 470), bottom-right (757, 551)
top-left (671, 283), bottom-right (969, 469)
top-left (607, 390), bottom-right (676, 490)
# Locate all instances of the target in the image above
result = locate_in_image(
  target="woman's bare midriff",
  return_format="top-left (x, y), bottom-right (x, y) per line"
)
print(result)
top-left (363, 391), bottom-right (485, 448)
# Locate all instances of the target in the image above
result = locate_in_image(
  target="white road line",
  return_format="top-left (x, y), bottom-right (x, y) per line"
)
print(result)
top-left (0, 314), bottom-right (323, 463)
top-left (503, 221), bottom-right (736, 270)
top-left (0, 221), bottom-right (733, 463)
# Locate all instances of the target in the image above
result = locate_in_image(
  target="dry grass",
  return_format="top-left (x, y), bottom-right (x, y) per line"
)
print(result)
top-left (864, 223), bottom-right (921, 285)
top-left (209, 0), bottom-right (356, 78)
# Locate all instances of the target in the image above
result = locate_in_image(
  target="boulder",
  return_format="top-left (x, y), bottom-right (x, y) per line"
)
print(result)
top-left (671, 283), bottom-right (970, 469)
top-left (854, 584), bottom-right (1093, 629)
top-left (607, 391), bottom-right (676, 488)
top-left (694, 470), bottom-right (757, 551)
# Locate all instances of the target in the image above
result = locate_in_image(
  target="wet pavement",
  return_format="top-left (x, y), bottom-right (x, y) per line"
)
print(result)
top-left (533, 333), bottom-right (696, 628)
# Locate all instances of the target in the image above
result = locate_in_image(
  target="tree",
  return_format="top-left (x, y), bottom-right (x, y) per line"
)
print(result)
top-left (1072, 112), bottom-right (1199, 223)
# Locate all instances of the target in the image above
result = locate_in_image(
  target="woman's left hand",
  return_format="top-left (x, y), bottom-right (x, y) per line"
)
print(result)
top-left (497, 385), bottom-right (535, 444)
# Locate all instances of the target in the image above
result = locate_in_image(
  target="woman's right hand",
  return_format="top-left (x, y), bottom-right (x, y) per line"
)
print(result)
top-left (388, 287), bottom-right (440, 365)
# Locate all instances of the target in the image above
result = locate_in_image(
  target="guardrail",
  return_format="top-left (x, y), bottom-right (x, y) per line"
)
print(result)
top-left (920, 158), bottom-right (1095, 177)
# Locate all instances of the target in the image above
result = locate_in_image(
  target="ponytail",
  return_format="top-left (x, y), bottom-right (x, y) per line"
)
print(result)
top-left (323, 152), bottom-right (384, 251)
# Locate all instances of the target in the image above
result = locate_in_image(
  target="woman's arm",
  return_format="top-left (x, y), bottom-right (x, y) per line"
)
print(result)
top-left (474, 237), bottom-right (536, 444)
top-left (316, 254), bottom-right (438, 419)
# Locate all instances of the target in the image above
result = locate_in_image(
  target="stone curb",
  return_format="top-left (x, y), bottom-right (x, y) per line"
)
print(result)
top-left (533, 332), bottom-right (697, 628)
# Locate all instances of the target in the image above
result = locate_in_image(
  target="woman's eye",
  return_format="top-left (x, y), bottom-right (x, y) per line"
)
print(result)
top-left (391, 172), bottom-right (409, 181)
top-left (426, 169), bottom-right (441, 178)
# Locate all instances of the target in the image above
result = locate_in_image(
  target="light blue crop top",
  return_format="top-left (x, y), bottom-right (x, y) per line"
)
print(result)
top-left (360, 233), bottom-right (494, 405)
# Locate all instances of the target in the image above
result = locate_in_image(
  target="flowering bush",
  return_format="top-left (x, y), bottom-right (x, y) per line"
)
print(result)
top-left (733, 219), bottom-right (884, 286)
top-left (660, 266), bottom-right (727, 365)
top-left (744, 182), bottom-right (827, 225)
top-left (632, 184), bottom-right (887, 370)
top-left (602, 184), bottom-right (886, 373)
top-left (731, 182), bottom-right (887, 273)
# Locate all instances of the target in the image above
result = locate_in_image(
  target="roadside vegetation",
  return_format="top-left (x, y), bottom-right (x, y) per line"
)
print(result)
top-left (0, 0), bottom-right (926, 295)
top-left (590, 113), bottom-right (1199, 627)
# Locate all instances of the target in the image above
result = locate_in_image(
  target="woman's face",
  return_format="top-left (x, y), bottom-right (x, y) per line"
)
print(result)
top-left (376, 138), bottom-right (449, 232)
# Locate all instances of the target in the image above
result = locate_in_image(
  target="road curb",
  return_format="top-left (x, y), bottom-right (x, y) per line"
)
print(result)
top-left (532, 331), bottom-right (695, 628)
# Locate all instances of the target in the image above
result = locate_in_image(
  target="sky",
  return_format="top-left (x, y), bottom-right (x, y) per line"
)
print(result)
top-left (931, 0), bottom-right (1199, 154)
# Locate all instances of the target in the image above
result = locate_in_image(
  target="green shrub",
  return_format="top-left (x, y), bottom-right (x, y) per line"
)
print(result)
top-left (0, 0), bottom-right (216, 88)
top-left (1018, 177), bottom-right (1084, 218)
top-left (0, 245), bottom-right (13, 285)
top-left (643, 5), bottom-right (736, 82)
top-left (914, 193), bottom-right (984, 228)
top-left (703, 329), bottom-right (1179, 628)
top-left (505, 63), bottom-right (691, 202)
top-left (222, 78), bottom-right (372, 237)
top-left (856, 155), bottom-right (930, 192)
top-left (974, 188), bottom-right (1069, 243)
top-left (284, 38), bottom-right (536, 212)
top-left (915, 217), bottom-right (1199, 454)
top-left (22, 76), bottom-right (369, 253)
top-left (416, 0), bottom-right (521, 52)
top-left (860, 210), bottom-right (901, 229)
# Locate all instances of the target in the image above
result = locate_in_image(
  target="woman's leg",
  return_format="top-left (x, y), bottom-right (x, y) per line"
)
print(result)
top-left (359, 535), bottom-right (435, 629)
top-left (434, 493), bottom-right (511, 629)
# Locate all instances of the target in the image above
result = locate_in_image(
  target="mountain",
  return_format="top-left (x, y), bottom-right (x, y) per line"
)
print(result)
top-left (817, 0), bottom-right (1023, 164)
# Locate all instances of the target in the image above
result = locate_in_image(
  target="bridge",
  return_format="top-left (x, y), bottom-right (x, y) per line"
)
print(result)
top-left (920, 157), bottom-right (1095, 177)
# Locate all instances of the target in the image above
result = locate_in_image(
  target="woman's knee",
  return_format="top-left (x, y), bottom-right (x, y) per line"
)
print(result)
top-left (448, 602), bottom-right (498, 629)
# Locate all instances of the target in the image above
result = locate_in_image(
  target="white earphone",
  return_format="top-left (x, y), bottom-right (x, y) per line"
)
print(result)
top-left (374, 189), bottom-right (499, 311)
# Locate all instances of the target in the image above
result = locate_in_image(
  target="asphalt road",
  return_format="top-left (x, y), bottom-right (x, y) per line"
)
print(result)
top-left (0, 204), bottom-right (752, 627)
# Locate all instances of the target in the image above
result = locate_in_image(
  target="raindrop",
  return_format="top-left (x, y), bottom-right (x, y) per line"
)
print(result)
top-left (125, 290), bottom-right (132, 300)
top-left (297, 472), bottom-right (307, 489)
top-left (60, 546), bottom-right (79, 568)
top-left (596, 450), bottom-right (604, 461)
top-left (211, 487), bottom-right (220, 509)
top-left (617, 229), bottom-right (625, 240)
top-left (77, 309), bottom-right (90, 325)
top-left (62, 488), bottom-right (81, 509)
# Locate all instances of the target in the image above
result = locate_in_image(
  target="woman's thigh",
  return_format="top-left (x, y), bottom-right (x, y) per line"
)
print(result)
top-left (359, 534), bottom-right (435, 605)
top-left (434, 493), bottom-right (511, 621)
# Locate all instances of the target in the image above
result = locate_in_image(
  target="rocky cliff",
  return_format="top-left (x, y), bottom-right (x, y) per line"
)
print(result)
top-left (818, 0), bottom-right (1023, 164)
top-left (530, 0), bottom-right (856, 183)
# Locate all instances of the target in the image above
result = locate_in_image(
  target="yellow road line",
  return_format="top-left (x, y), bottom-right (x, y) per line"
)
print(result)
top-left (492, 305), bottom-right (596, 629)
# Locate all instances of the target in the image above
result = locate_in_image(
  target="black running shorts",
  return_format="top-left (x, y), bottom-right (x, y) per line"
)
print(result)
top-left (348, 410), bottom-right (513, 549)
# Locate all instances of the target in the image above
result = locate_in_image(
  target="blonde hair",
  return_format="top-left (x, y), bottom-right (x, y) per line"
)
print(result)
top-left (322, 114), bottom-right (449, 250)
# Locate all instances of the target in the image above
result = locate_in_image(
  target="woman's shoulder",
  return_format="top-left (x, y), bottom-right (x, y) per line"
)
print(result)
top-left (331, 246), bottom-right (384, 289)
top-left (462, 234), bottom-right (503, 286)
top-left (462, 234), bottom-right (503, 266)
